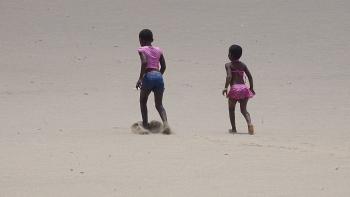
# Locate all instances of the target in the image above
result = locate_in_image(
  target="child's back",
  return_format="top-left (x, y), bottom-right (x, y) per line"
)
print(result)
top-left (228, 61), bottom-right (247, 85)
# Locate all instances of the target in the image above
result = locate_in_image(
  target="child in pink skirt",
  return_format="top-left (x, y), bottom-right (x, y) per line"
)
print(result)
top-left (222, 45), bottom-right (255, 135)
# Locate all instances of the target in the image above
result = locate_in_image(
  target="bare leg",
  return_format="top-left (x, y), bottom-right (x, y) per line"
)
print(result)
top-left (140, 89), bottom-right (151, 128)
top-left (154, 90), bottom-right (170, 134)
top-left (239, 98), bottom-right (252, 126)
top-left (228, 99), bottom-right (237, 133)
top-left (154, 90), bottom-right (168, 124)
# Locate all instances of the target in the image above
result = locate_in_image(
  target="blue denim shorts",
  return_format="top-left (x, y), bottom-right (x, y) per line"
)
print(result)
top-left (141, 71), bottom-right (164, 92)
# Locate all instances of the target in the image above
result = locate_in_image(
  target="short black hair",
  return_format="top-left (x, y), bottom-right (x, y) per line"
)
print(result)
top-left (229, 45), bottom-right (242, 60)
top-left (139, 29), bottom-right (153, 42)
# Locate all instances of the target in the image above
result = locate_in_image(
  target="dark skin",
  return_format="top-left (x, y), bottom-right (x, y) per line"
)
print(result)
top-left (222, 53), bottom-right (255, 133)
top-left (136, 39), bottom-right (168, 129)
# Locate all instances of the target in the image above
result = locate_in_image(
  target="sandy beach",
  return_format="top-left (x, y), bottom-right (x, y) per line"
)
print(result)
top-left (1, 0), bottom-right (350, 196)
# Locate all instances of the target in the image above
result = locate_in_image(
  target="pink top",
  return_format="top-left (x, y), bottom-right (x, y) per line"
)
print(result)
top-left (138, 46), bottom-right (163, 70)
top-left (232, 70), bottom-right (244, 77)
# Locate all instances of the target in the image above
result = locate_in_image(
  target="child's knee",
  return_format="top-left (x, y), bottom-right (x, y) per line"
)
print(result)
top-left (140, 98), bottom-right (147, 104)
top-left (228, 103), bottom-right (236, 110)
top-left (155, 104), bottom-right (163, 111)
top-left (241, 109), bottom-right (249, 115)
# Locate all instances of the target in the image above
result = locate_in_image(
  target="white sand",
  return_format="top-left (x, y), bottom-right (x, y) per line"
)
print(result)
top-left (1, 0), bottom-right (350, 196)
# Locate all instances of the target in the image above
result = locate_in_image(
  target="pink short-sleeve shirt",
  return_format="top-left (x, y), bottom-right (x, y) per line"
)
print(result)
top-left (138, 46), bottom-right (163, 70)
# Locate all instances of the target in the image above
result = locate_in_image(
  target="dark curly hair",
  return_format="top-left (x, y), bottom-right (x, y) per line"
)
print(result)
top-left (229, 44), bottom-right (242, 60)
top-left (139, 29), bottom-right (154, 42)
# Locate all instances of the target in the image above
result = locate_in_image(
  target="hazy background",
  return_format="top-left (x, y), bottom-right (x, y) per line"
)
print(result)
top-left (1, 0), bottom-right (349, 196)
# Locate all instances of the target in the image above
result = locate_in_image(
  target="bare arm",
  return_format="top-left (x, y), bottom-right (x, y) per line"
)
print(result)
top-left (222, 63), bottom-right (232, 96)
top-left (243, 64), bottom-right (255, 94)
top-left (159, 54), bottom-right (166, 74)
top-left (136, 52), bottom-right (147, 89)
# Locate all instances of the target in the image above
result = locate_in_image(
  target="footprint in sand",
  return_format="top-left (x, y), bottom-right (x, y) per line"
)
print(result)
top-left (131, 120), bottom-right (171, 135)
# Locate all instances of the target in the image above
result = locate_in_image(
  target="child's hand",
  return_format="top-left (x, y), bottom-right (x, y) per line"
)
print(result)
top-left (250, 88), bottom-right (256, 95)
top-left (136, 80), bottom-right (142, 90)
top-left (222, 88), bottom-right (228, 96)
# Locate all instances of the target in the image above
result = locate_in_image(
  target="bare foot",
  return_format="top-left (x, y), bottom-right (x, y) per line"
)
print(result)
top-left (248, 125), bottom-right (254, 135)
top-left (162, 123), bottom-right (172, 135)
top-left (229, 129), bottom-right (237, 134)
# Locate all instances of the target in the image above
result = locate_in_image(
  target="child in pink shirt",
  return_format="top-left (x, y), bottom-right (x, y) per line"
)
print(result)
top-left (136, 29), bottom-right (170, 134)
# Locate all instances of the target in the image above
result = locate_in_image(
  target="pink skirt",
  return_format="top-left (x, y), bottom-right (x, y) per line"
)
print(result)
top-left (228, 84), bottom-right (254, 100)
